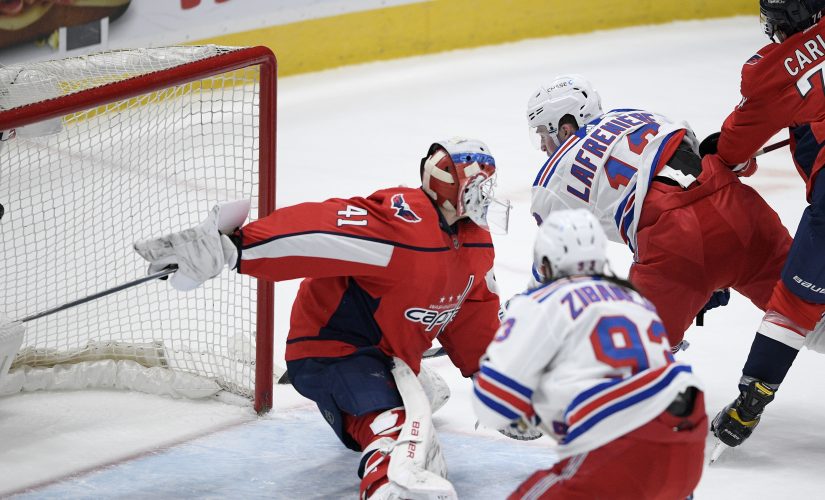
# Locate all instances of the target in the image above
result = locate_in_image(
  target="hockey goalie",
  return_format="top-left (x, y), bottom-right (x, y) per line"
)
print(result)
top-left (133, 137), bottom-right (508, 498)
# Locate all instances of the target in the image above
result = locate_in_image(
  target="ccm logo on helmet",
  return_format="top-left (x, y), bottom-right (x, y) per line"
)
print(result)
top-left (549, 78), bottom-right (574, 91)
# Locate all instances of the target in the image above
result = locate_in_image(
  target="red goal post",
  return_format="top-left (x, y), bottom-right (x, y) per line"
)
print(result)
top-left (0, 45), bottom-right (276, 413)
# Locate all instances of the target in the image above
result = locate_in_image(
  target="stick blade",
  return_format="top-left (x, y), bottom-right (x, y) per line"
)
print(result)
top-left (709, 439), bottom-right (729, 465)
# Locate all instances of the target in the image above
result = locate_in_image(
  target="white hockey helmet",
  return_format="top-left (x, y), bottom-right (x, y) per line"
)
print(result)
top-left (534, 209), bottom-right (607, 281)
top-left (526, 74), bottom-right (602, 152)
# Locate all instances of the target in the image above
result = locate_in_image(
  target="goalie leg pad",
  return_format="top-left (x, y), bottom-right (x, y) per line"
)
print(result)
top-left (381, 357), bottom-right (457, 500)
top-left (417, 363), bottom-right (450, 414)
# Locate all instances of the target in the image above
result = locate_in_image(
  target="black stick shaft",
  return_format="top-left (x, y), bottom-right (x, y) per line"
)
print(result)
top-left (21, 266), bottom-right (178, 323)
top-left (757, 138), bottom-right (790, 155)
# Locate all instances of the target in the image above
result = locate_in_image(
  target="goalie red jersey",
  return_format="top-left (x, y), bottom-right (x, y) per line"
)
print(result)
top-left (718, 20), bottom-right (825, 197)
top-left (237, 186), bottom-right (500, 377)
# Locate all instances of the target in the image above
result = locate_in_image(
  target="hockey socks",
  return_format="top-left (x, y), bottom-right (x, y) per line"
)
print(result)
top-left (743, 312), bottom-right (805, 386)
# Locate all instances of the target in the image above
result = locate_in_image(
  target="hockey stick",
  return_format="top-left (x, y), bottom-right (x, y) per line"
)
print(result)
top-left (275, 346), bottom-right (447, 385)
top-left (20, 266), bottom-right (178, 323)
top-left (695, 137), bottom-right (791, 327)
top-left (756, 138), bottom-right (790, 156)
top-left (19, 201), bottom-right (251, 324)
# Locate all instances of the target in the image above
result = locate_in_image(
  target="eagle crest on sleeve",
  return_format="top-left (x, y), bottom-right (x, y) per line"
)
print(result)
top-left (391, 194), bottom-right (421, 223)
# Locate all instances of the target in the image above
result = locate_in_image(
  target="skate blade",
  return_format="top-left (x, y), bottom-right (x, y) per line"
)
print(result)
top-left (709, 439), bottom-right (729, 465)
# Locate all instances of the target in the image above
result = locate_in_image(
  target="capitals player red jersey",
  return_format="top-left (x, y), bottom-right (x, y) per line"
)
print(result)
top-left (718, 19), bottom-right (825, 198)
top-left (236, 186), bottom-right (500, 376)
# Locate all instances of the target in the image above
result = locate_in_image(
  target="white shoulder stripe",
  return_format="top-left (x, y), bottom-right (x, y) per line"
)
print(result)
top-left (242, 233), bottom-right (394, 267)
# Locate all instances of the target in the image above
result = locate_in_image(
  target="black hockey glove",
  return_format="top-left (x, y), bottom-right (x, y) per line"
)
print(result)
top-left (698, 132), bottom-right (721, 157)
top-left (695, 288), bottom-right (730, 326)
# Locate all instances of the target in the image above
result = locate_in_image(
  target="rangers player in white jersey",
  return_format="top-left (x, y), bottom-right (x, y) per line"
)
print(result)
top-left (526, 75), bottom-right (792, 352)
top-left (474, 209), bottom-right (706, 499)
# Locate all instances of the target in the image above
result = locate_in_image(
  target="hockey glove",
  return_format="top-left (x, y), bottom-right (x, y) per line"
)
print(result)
top-left (696, 288), bottom-right (730, 326)
top-left (698, 132), bottom-right (720, 157)
top-left (700, 132), bottom-right (758, 177)
top-left (134, 205), bottom-right (239, 292)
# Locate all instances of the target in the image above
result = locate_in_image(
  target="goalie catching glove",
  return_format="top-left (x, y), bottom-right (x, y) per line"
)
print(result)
top-left (133, 204), bottom-right (241, 292)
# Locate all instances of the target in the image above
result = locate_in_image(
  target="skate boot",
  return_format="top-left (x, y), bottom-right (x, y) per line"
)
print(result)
top-left (711, 378), bottom-right (776, 447)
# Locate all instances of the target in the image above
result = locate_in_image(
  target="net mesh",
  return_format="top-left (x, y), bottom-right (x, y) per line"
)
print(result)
top-left (0, 46), bottom-right (267, 400)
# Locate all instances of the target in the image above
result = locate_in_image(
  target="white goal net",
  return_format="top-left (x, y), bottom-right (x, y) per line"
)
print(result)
top-left (0, 45), bottom-right (276, 412)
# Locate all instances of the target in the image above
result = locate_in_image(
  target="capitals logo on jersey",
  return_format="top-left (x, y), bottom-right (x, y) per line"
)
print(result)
top-left (391, 194), bottom-right (421, 223)
top-left (404, 276), bottom-right (475, 335)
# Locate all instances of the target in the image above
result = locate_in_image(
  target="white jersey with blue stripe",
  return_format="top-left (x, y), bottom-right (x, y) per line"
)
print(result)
top-left (472, 276), bottom-right (702, 459)
top-left (529, 109), bottom-right (697, 254)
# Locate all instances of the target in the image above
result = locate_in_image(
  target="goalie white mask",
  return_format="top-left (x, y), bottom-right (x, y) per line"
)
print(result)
top-left (534, 209), bottom-right (607, 281)
top-left (526, 74), bottom-right (602, 155)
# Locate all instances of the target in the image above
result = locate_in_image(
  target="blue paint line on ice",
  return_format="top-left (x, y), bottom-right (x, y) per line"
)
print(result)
top-left (16, 411), bottom-right (558, 499)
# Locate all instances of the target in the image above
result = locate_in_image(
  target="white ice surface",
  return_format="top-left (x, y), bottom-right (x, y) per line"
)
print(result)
top-left (3, 16), bottom-right (825, 498)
